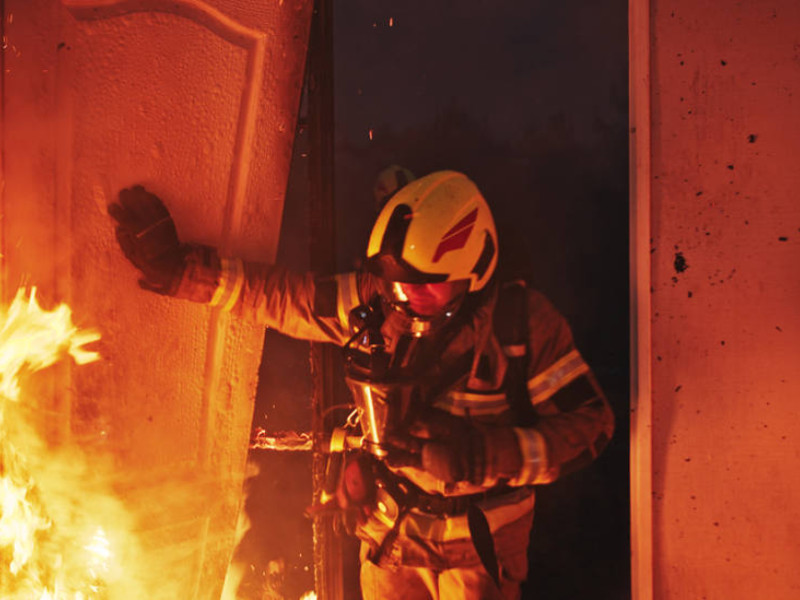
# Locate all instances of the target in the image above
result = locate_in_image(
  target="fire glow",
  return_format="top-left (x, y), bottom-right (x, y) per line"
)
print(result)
top-left (0, 287), bottom-right (145, 599)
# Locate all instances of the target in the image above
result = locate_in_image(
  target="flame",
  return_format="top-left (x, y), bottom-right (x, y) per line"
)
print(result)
top-left (0, 287), bottom-right (99, 403)
top-left (220, 505), bottom-right (253, 600)
top-left (0, 287), bottom-right (146, 599)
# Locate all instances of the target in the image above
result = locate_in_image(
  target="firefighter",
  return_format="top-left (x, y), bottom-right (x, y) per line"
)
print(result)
top-left (109, 170), bottom-right (614, 600)
top-left (372, 164), bottom-right (415, 212)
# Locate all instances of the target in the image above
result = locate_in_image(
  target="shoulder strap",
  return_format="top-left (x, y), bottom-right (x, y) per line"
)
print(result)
top-left (494, 280), bottom-right (538, 426)
top-left (494, 279), bottom-right (528, 352)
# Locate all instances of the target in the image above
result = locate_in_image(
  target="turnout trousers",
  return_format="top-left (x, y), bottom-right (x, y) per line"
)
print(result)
top-left (359, 510), bottom-right (533, 600)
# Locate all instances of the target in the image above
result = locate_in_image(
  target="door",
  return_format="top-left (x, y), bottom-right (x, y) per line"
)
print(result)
top-left (1, 0), bottom-right (311, 597)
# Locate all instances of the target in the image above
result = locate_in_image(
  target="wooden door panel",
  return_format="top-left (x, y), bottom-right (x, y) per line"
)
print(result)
top-left (2, 1), bottom-right (312, 597)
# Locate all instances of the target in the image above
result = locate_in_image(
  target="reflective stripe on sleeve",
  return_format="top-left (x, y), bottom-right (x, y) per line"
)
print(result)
top-left (527, 349), bottom-right (589, 406)
top-left (335, 272), bottom-right (361, 331)
top-left (434, 390), bottom-right (509, 416)
top-left (509, 427), bottom-right (548, 486)
top-left (209, 257), bottom-right (245, 312)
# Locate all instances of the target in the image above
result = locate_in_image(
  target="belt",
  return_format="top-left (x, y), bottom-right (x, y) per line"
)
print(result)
top-left (372, 462), bottom-right (519, 518)
top-left (408, 486), bottom-right (514, 517)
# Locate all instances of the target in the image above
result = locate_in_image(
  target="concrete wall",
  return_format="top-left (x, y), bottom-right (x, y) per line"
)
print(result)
top-left (1, 1), bottom-right (311, 597)
top-left (631, 0), bottom-right (800, 598)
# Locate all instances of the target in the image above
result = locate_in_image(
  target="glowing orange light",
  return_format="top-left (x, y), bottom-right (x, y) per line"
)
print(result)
top-left (0, 287), bottom-right (146, 599)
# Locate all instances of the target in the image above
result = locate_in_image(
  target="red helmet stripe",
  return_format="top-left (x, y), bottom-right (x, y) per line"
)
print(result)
top-left (432, 208), bottom-right (478, 263)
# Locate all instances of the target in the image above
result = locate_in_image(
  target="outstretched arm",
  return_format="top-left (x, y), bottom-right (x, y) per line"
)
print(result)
top-left (109, 186), bottom-right (365, 345)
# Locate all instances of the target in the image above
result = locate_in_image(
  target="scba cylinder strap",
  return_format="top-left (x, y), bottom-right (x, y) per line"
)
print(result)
top-left (374, 462), bottom-right (516, 517)
top-left (410, 487), bottom-right (513, 517)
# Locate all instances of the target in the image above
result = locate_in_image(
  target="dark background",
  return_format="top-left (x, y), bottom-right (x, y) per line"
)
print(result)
top-left (237, 2), bottom-right (630, 599)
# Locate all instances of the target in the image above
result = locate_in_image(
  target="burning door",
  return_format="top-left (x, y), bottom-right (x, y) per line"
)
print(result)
top-left (1, 0), bottom-right (312, 598)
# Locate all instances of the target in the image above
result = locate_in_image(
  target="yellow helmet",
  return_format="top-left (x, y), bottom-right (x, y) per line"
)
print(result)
top-left (366, 171), bottom-right (498, 293)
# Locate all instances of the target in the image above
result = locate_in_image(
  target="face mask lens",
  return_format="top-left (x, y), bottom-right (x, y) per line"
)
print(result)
top-left (379, 279), bottom-right (469, 319)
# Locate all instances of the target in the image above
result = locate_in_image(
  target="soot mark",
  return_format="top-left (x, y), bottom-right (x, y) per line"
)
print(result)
top-left (674, 252), bottom-right (689, 273)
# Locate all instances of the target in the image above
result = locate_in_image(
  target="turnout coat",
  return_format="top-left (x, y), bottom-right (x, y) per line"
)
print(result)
top-left (177, 257), bottom-right (614, 563)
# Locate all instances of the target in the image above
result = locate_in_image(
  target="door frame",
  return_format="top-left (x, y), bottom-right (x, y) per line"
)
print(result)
top-left (629, 0), bottom-right (653, 599)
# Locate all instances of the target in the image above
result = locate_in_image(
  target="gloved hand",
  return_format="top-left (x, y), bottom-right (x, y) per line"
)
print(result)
top-left (385, 410), bottom-right (523, 485)
top-left (308, 452), bottom-right (376, 534)
top-left (108, 185), bottom-right (187, 295)
top-left (333, 452), bottom-right (375, 508)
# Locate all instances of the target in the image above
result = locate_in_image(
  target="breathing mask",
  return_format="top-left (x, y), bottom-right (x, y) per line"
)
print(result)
top-left (342, 297), bottom-right (453, 459)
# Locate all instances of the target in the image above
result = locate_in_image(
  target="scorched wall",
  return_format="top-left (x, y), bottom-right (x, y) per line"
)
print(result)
top-left (631, 1), bottom-right (800, 598)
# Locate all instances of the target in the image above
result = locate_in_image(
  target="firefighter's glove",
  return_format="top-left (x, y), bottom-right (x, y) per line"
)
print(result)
top-left (338, 453), bottom-right (376, 510)
top-left (108, 185), bottom-right (187, 295)
top-left (308, 453), bottom-right (375, 527)
top-left (386, 411), bottom-right (523, 486)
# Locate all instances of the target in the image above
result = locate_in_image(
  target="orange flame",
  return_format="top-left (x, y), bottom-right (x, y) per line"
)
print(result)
top-left (0, 287), bottom-right (147, 599)
top-left (0, 288), bottom-right (99, 403)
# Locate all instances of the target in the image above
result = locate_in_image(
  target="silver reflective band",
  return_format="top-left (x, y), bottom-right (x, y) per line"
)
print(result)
top-left (434, 390), bottom-right (508, 416)
top-left (335, 272), bottom-right (361, 331)
top-left (510, 427), bottom-right (547, 485)
top-left (527, 349), bottom-right (589, 405)
top-left (210, 257), bottom-right (245, 312)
